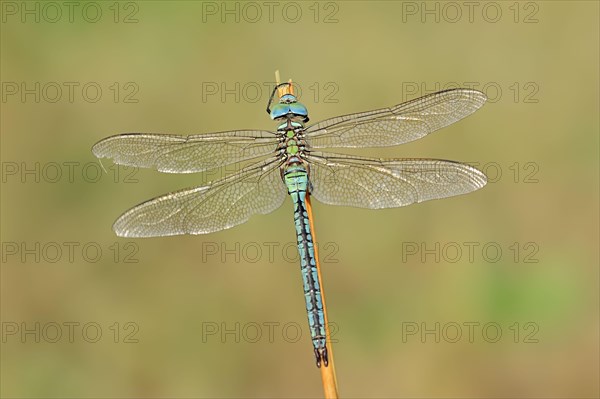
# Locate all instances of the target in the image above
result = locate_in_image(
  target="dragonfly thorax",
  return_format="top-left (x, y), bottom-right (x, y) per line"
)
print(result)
top-left (277, 120), bottom-right (303, 131)
top-left (278, 122), bottom-right (308, 158)
top-left (277, 122), bottom-right (311, 191)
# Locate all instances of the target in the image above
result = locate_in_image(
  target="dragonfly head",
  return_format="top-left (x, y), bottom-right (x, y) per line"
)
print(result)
top-left (269, 94), bottom-right (309, 123)
top-left (267, 82), bottom-right (309, 123)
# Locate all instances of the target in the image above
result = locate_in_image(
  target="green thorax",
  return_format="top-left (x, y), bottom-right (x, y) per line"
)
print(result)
top-left (277, 120), bottom-right (307, 159)
top-left (277, 121), bottom-right (310, 193)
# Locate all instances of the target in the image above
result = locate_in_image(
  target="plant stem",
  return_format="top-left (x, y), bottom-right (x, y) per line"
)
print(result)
top-left (306, 194), bottom-right (339, 399)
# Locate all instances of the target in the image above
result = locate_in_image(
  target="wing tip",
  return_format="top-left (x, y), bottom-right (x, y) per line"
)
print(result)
top-left (91, 134), bottom-right (127, 158)
top-left (463, 88), bottom-right (487, 108)
top-left (91, 140), bottom-right (105, 158)
top-left (113, 221), bottom-right (134, 238)
top-left (466, 164), bottom-right (488, 190)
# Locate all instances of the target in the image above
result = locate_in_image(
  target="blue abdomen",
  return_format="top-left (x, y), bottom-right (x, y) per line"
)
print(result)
top-left (284, 163), bottom-right (328, 367)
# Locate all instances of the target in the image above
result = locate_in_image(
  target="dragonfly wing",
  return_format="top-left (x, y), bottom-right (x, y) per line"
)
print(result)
top-left (92, 130), bottom-right (279, 173)
top-left (306, 89), bottom-right (486, 148)
top-left (113, 158), bottom-right (286, 237)
top-left (306, 152), bottom-right (486, 209)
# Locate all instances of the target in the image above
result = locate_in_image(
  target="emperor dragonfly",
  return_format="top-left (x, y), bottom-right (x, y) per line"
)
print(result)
top-left (92, 80), bottom-right (487, 367)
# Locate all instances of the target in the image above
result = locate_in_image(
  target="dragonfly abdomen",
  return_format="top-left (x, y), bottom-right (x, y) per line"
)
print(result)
top-left (283, 163), bottom-right (328, 367)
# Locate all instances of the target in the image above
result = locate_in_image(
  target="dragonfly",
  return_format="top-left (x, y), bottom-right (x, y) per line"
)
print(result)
top-left (92, 78), bottom-right (487, 368)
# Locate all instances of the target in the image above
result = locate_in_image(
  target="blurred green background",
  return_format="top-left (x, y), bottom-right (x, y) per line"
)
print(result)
top-left (1, 1), bottom-right (598, 398)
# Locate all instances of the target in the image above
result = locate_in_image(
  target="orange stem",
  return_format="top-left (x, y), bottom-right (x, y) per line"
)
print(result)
top-left (306, 194), bottom-right (339, 398)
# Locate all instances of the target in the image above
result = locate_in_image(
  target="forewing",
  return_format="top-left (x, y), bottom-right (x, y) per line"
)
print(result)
top-left (92, 130), bottom-right (279, 173)
top-left (113, 158), bottom-right (287, 237)
top-left (306, 152), bottom-right (486, 209)
top-left (306, 89), bottom-right (486, 148)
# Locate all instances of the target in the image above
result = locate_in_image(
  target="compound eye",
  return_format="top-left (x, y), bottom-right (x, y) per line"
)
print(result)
top-left (270, 103), bottom-right (289, 120)
top-left (290, 102), bottom-right (308, 117)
